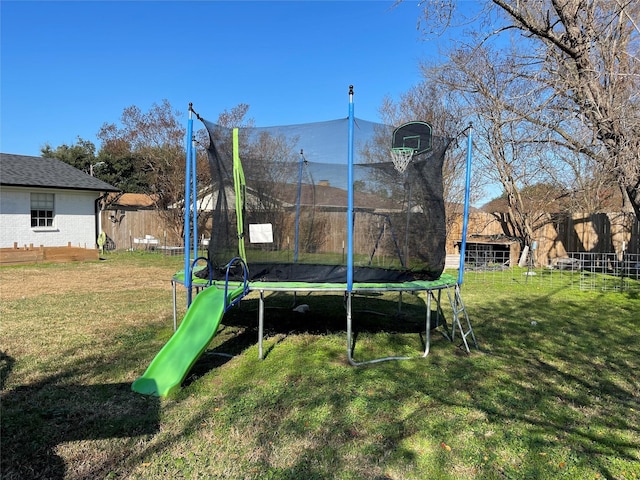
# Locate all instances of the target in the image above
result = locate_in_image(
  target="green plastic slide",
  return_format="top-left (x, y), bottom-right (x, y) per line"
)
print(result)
top-left (132, 286), bottom-right (245, 397)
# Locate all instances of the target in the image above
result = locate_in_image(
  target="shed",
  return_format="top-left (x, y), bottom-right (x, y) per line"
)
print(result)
top-left (456, 235), bottom-right (520, 268)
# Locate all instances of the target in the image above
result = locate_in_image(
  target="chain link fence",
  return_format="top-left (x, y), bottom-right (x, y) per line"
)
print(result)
top-left (454, 251), bottom-right (640, 293)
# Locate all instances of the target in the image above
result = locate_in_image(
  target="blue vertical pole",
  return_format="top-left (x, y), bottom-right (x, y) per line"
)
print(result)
top-left (458, 122), bottom-right (473, 286)
top-left (294, 150), bottom-right (304, 263)
top-left (184, 105), bottom-right (193, 306)
top-left (191, 134), bottom-right (198, 259)
top-left (347, 86), bottom-right (354, 291)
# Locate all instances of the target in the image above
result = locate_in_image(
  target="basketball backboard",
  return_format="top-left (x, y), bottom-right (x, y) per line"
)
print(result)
top-left (392, 121), bottom-right (433, 156)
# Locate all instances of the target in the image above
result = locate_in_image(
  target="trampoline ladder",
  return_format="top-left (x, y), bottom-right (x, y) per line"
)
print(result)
top-left (447, 284), bottom-right (478, 353)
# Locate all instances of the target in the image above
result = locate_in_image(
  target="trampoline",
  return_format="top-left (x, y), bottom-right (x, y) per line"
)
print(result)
top-left (182, 85), bottom-right (478, 361)
top-left (132, 87), bottom-right (477, 397)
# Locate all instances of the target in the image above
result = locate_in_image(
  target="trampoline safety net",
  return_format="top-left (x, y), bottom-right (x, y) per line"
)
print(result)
top-left (198, 117), bottom-right (452, 284)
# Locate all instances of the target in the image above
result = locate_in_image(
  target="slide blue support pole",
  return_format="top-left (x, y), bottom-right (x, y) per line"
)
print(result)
top-left (458, 123), bottom-right (473, 286)
top-left (347, 86), bottom-right (355, 291)
top-left (293, 151), bottom-right (304, 263)
top-left (184, 106), bottom-right (194, 306)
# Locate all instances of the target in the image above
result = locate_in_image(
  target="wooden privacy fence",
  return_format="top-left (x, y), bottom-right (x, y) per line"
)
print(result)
top-left (447, 211), bottom-right (640, 266)
top-left (101, 209), bottom-right (640, 264)
top-left (101, 210), bottom-right (182, 252)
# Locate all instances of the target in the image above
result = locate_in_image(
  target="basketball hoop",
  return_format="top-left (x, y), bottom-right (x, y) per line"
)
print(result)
top-left (390, 147), bottom-right (414, 173)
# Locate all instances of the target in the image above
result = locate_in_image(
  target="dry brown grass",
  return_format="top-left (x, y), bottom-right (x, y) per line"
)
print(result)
top-left (0, 256), bottom-right (177, 302)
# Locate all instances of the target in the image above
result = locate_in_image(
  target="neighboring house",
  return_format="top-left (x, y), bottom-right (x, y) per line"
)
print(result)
top-left (103, 192), bottom-right (158, 225)
top-left (104, 192), bottom-right (158, 211)
top-left (0, 153), bottom-right (119, 249)
top-left (195, 181), bottom-right (400, 213)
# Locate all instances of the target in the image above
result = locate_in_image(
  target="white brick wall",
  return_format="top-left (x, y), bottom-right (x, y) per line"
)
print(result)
top-left (0, 186), bottom-right (100, 249)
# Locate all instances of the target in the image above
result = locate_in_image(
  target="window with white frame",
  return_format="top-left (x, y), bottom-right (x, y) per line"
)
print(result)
top-left (31, 193), bottom-right (55, 227)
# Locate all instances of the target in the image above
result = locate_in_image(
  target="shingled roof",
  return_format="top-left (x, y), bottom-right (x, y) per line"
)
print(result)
top-left (0, 153), bottom-right (119, 192)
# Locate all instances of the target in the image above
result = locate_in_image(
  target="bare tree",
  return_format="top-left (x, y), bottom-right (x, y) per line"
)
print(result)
top-left (420, 44), bottom-right (557, 248)
top-left (493, 0), bottom-right (639, 215)
top-left (410, 0), bottom-right (640, 219)
top-left (538, 141), bottom-right (622, 213)
top-left (97, 100), bottom-right (196, 243)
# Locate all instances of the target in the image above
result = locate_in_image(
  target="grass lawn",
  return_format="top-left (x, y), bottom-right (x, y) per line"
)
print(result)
top-left (1, 253), bottom-right (639, 479)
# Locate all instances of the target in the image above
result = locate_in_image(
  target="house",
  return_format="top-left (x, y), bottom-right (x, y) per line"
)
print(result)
top-left (0, 153), bottom-right (119, 250)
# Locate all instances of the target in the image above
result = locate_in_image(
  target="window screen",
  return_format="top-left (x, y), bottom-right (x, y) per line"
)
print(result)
top-left (31, 193), bottom-right (55, 227)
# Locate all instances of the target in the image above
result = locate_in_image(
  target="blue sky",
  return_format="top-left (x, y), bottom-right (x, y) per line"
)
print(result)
top-left (0, 0), bottom-right (466, 157)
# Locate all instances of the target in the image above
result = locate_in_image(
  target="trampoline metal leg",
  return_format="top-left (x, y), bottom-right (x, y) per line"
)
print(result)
top-left (346, 292), bottom-right (356, 366)
top-left (422, 290), bottom-right (432, 357)
top-left (172, 280), bottom-right (177, 331)
top-left (347, 290), bottom-right (416, 366)
top-left (258, 290), bottom-right (265, 359)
